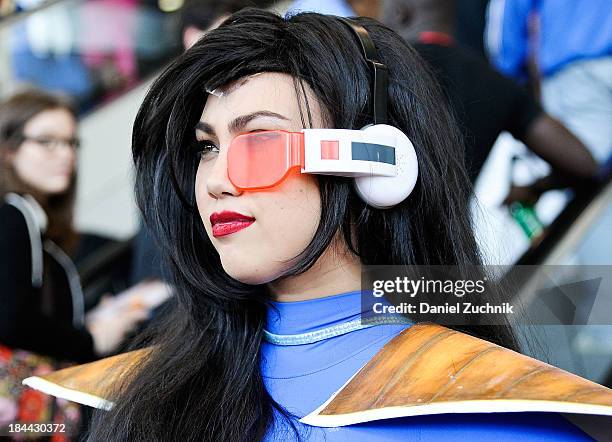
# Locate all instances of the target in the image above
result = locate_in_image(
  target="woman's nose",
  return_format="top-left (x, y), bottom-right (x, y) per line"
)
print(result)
top-left (205, 148), bottom-right (241, 199)
top-left (54, 143), bottom-right (76, 163)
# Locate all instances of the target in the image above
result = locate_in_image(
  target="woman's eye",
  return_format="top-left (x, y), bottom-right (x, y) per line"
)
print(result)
top-left (194, 140), bottom-right (219, 160)
top-left (36, 137), bottom-right (54, 146)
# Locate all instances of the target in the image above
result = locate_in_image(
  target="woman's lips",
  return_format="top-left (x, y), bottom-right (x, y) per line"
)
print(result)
top-left (210, 211), bottom-right (255, 237)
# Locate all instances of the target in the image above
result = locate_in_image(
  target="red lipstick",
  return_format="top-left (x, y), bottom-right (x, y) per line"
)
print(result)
top-left (210, 211), bottom-right (255, 237)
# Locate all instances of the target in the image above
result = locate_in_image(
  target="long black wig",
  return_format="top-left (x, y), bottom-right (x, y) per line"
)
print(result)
top-left (87, 9), bottom-right (519, 441)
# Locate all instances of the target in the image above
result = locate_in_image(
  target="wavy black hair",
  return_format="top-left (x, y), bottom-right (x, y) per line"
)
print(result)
top-left (87, 9), bottom-right (519, 441)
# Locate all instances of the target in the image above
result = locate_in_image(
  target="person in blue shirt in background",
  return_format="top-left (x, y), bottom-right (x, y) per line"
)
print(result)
top-left (287, 0), bottom-right (354, 16)
top-left (486, 0), bottom-right (612, 165)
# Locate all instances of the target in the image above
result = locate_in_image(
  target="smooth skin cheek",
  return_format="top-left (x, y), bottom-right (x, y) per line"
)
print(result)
top-left (8, 108), bottom-right (77, 196)
top-left (194, 72), bottom-right (325, 285)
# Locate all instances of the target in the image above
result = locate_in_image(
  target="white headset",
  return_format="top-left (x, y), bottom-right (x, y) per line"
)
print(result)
top-left (309, 18), bottom-right (418, 209)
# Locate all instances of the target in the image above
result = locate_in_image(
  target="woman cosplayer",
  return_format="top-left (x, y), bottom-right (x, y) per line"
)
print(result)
top-left (23, 10), bottom-right (612, 441)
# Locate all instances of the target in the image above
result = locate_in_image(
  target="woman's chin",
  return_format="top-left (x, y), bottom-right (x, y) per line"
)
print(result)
top-left (222, 262), bottom-right (278, 286)
top-left (40, 179), bottom-right (71, 195)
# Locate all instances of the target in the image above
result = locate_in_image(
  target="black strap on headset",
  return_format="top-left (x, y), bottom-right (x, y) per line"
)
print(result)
top-left (338, 17), bottom-right (388, 126)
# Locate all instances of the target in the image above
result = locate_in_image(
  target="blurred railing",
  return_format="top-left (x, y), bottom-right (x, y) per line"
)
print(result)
top-left (502, 167), bottom-right (612, 386)
top-left (0, 0), bottom-right (183, 114)
top-left (0, 0), bottom-right (64, 24)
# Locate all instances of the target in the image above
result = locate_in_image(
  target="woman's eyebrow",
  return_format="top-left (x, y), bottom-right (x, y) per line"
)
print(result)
top-left (196, 111), bottom-right (289, 136)
top-left (228, 111), bottom-right (289, 133)
top-left (195, 121), bottom-right (214, 135)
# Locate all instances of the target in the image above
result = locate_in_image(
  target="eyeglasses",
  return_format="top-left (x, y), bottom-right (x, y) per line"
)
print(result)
top-left (22, 135), bottom-right (81, 151)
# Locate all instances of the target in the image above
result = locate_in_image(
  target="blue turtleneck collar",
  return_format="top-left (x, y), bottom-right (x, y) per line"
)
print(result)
top-left (261, 289), bottom-right (410, 382)
top-left (265, 290), bottom-right (365, 336)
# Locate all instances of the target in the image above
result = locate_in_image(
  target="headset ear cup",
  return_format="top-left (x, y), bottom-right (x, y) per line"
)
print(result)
top-left (353, 124), bottom-right (418, 209)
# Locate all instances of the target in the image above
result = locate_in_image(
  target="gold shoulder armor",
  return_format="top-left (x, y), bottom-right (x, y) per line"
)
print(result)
top-left (301, 323), bottom-right (612, 429)
top-left (22, 347), bottom-right (150, 410)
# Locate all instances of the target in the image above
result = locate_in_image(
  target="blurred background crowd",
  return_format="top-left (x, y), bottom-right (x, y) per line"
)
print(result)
top-left (0, 0), bottom-right (611, 438)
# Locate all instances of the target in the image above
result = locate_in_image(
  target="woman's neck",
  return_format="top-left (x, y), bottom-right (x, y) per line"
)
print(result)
top-left (269, 239), bottom-right (362, 302)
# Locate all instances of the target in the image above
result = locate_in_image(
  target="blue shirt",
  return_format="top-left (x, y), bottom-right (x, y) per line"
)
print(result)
top-left (286, 0), bottom-right (354, 17)
top-left (487, 0), bottom-right (612, 80)
top-left (261, 290), bottom-right (590, 441)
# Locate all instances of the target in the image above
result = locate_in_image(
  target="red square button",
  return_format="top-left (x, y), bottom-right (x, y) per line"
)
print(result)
top-left (320, 140), bottom-right (339, 160)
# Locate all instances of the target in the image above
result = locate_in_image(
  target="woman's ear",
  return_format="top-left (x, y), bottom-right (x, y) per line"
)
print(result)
top-left (0, 147), bottom-right (19, 174)
top-left (1, 147), bottom-right (15, 164)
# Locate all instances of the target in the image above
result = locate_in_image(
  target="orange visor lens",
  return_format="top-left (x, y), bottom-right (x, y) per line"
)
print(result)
top-left (228, 130), bottom-right (304, 190)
